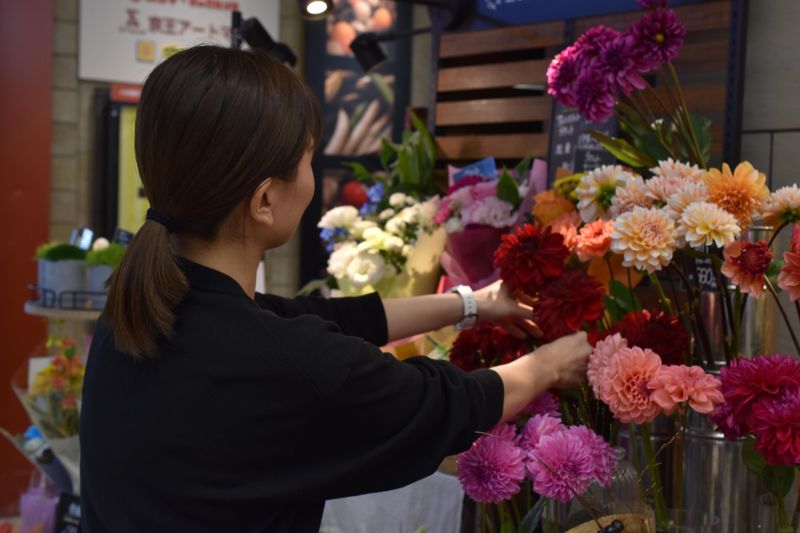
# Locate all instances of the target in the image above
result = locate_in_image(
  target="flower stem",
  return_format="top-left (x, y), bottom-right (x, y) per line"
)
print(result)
top-left (733, 288), bottom-right (743, 357)
top-left (667, 62), bottom-right (706, 168)
top-left (777, 493), bottom-right (792, 532)
top-left (672, 410), bottom-right (688, 523)
top-left (648, 272), bottom-right (674, 315)
top-left (606, 255), bottom-right (616, 284)
top-left (627, 267), bottom-right (638, 309)
top-left (768, 220), bottom-right (790, 248)
top-left (639, 423), bottom-right (669, 526)
top-left (765, 276), bottom-right (800, 355)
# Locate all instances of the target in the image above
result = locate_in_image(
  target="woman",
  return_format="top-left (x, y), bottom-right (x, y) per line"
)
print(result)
top-left (79, 46), bottom-right (591, 532)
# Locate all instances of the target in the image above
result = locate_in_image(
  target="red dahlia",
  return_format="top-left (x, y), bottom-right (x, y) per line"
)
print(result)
top-left (449, 322), bottom-right (529, 372)
top-left (493, 224), bottom-right (569, 296)
top-left (617, 309), bottom-right (689, 366)
top-left (534, 271), bottom-right (605, 342)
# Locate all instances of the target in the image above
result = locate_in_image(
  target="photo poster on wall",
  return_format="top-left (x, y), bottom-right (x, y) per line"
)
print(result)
top-left (547, 101), bottom-right (618, 184)
top-left (300, 0), bottom-right (412, 283)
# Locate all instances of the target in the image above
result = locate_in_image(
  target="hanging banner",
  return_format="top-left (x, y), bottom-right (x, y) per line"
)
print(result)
top-left (79, 0), bottom-right (280, 84)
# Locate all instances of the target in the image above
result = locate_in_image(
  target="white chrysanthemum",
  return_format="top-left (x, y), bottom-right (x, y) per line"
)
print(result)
top-left (678, 201), bottom-right (741, 249)
top-left (349, 220), bottom-right (377, 240)
top-left (326, 242), bottom-right (357, 278)
top-left (379, 208), bottom-right (396, 221)
top-left (609, 176), bottom-right (652, 217)
top-left (346, 251), bottom-right (389, 288)
top-left (666, 182), bottom-right (709, 220)
top-left (385, 216), bottom-right (406, 236)
top-left (318, 205), bottom-right (360, 230)
top-left (389, 192), bottom-right (412, 208)
top-left (762, 184), bottom-right (800, 225)
top-left (651, 158), bottom-right (704, 182)
top-left (645, 175), bottom-right (684, 204)
top-left (577, 165), bottom-right (636, 222)
top-left (611, 206), bottom-right (677, 273)
top-left (356, 227), bottom-right (393, 253)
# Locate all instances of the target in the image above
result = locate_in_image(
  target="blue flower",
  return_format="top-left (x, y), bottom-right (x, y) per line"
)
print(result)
top-left (367, 183), bottom-right (385, 204)
top-left (360, 203), bottom-right (377, 216)
top-left (319, 227), bottom-right (335, 243)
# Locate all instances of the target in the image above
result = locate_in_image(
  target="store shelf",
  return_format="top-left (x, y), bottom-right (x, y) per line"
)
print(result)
top-left (24, 301), bottom-right (100, 321)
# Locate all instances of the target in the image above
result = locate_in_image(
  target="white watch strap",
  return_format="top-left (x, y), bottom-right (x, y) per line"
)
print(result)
top-left (448, 284), bottom-right (478, 330)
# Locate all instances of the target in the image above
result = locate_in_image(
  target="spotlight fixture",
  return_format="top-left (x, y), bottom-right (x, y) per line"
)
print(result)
top-left (298, 0), bottom-right (333, 19)
top-left (231, 11), bottom-right (298, 67)
top-left (350, 28), bottom-right (431, 73)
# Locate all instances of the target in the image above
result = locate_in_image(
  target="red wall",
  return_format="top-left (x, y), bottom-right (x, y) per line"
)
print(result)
top-left (0, 0), bottom-right (53, 507)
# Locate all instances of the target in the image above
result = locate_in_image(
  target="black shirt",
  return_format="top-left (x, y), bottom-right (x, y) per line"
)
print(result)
top-left (79, 260), bottom-right (504, 532)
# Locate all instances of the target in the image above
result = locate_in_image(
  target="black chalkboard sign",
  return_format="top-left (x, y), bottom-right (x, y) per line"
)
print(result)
top-left (547, 102), bottom-right (618, 183)
top-left (55, 492), bottom-right (81, 533)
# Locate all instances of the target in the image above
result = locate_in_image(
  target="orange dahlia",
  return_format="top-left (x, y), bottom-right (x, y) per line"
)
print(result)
top-left (532, 189), bottom-right (576, 226)
top-left (704, 162), bottom-right (769, 229)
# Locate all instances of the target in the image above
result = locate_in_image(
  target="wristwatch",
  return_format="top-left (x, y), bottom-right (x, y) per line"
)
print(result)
top-left (448, 284), bottom-right (478, 331)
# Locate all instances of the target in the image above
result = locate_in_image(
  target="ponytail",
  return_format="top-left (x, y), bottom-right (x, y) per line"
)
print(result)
top-left (104, 220), bottom-right (188, 358)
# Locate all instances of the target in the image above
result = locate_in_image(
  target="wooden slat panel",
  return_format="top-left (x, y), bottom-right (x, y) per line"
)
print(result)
top-left (437, 134), bottom-right (549, 160)
top-left (439, 22), bottom-right (564, 59)
top-left (436, 97), bottom-right (551, 126)
top-left (644, 84), bottom-right (726, 114)
top-left (674, 40), bottom-right (728, 68)
top-left (574, 1), bottom-right (730, 34)
top-left (437, 60), bottom-right (548, 92)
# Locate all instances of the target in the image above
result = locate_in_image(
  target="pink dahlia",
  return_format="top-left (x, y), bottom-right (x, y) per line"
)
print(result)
top-left (779, 249), bottom-right (800, 301)
top-left (527, 428), bottom-right (596, 502)
top-left (547, 46), bottom-right (580, 107)
top-left (599, 346), bottom-right (663, 424)
top-left (792, 224), bottom-right (800, 253)
top-left (588, 333), bottom-right (628, 397)
top-left (575, 69), bottom-right (616, 123)
top-left (713, 355), bottom-right (800, 439)
top-left (750, 387), bottom-right (800, 466)
top-left (569, 425), bottom-right (618, 487)
top-left (630, 8), bottom-right (687, 71)
top-left (576, 219), bottom-right (615, 262)
top-left (520, 391), bottom-right (561, 418)
top-left (456, 428), bottom-right (526, 503)
top-left (597, 33), bottom-right (647, 96)
top-left (721, 241), bottom-right (773, 297)
top-left (648, 365), bottom-right (724, 415)
top-left (519, 414), bottom-right (565, 451)
top-left (549, 211), bottom-right (581, 252)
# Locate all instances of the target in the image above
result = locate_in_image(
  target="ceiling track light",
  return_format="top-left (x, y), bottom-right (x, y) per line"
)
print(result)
top-left (299, 0), bottom-right (333, 20)
top-left (231, 11), bottom-right (298, 67)
top-left (298, 0), bottom-right (472, 31)
top-left (350, 27), bottom-right (432, 73)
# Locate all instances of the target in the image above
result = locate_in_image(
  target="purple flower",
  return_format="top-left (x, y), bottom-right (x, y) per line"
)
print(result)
top-left (520, 391), bottom-right (561, 418)
top-left (597, 34), bottom-right (647, 96)
top-left (638, 0), bottom-right (668, 8)
top-left (527, 427), bottom-right (596, 502)
top-left (575, 70), bottom-right (616, 123)
top-left (569, 426), bottom-right (618, 487)
top-left (456, 426), bottom-right (526, 504)
top-left (750, 387), bottom-right (800, 466)
top-left (547, 46), bottom-right (580, 107)
top-left (574, 26), bottom-right (621, 61)
top-left (630, 8), bottom-right (686, 71)
top-left (519, 414), bottom-right (564, 450)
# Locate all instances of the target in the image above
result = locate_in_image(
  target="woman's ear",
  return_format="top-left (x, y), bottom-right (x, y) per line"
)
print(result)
top-left (249, 179), bottom-right (274, 228)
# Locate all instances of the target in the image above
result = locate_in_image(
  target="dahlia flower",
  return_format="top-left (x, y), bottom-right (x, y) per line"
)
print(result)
top-left (534, 271), bottom-right (606, 341)
top-left (704, 162), bottom-right (769, 229)
top-left (721, 240), bottom-right (772, 297)
top-left (677, 201), bottom-right (741, 249)
top-left (493, 224), bottom-right (569, 295)
top-left (456, 428), bottom-right (526, 503)
top-left (527, 429), bottom-right (596, 502)
top-left (617, 309), bottom-right (690, 366)
top-left (577, 165), bottom-right (635, 222)
top-left (666, 181), bottom-right (709, 220)
top-left (532, 189), bottom-right (576, 226)
top-left (750, 387), bottom-right (800, 465)
top-left (651, 158), bottom-right (704, 183)
top-left (519, 414), bottom-right (564, 451)
top-left (762, 184), bottom-right (800, 225)
top-left (588, 333), bottom-right (628, 397)
top-left (778, 248), bottom-right (800, 301)
top-left (598, 346), bottom-right (663, 424)
top-left (576, 219), bottom-right (615, 261)
top-left (609, 175), bottom-right (652, 217)
top-left (630, 8), bottom-right (687, 71)
top-left (611, 206), bottom-right (677, 273)
top-left (549, 211), bottom-right (581, 252)
top-left (520, 391), bottom-right (561, 418)
top-left (648, 364), bottom-right (724, 415)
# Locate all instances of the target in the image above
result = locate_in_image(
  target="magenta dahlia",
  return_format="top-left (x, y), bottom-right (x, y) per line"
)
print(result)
top-left (630, 8), bottom-right (687, 71)
top-left (456, 427), bottom-right (526, 503)
top-left (527, 427), bottom-right (596, 502)
top-left (750, 387), bottom-right (800, 466)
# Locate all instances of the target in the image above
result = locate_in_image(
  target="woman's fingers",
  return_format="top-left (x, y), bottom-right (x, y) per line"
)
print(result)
top-left (515, 318), bottom-right (543, 338)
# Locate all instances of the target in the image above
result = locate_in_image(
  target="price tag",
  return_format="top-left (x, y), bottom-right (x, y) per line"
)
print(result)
top-left (694, 256), bottom-right (718, 291)
top-left (54, 492), bottom-right (81, 533)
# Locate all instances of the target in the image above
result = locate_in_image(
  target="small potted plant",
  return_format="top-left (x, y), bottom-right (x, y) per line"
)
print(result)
top-left (84, 238), bottom-right (125, 310)
top-left (35, 242), bottom-right (87, 308)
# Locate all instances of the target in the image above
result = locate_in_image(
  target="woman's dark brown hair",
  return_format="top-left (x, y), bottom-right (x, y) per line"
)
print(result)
top-left (105, 45), bottom-right (322, 358)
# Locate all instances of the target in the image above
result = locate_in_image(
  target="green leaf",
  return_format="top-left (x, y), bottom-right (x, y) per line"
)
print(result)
top-left (589, 131), bottom-right (658, 169)
top-left (689, 113), bottom-right (712, 162)
top-left (411, 112), bottom-right (436, 164)
top-left (609, 279), bottom-right (642, 312)
top-left (380, 138), bottom-right (395, 171)
top-left (343, 162), bottom-right (374, 183)
top-left (742, 438), bottom-right (768, 474)
top-left (515, 154), bottom-right (533, 184)
top-left (767, 259), bottom-right (785, 291)
top-left (496, 168), bottom-right (521, 209)
top-left (396, 147), bottom-right (414, 186)
top-left (604, 295), bottom-right (624, 323)
top-left (763, 464), bottom-right (795, 498)
top-left (518, 498), bottom-right (546, 533)
top-left (640, 132), bottom-right (671, 166)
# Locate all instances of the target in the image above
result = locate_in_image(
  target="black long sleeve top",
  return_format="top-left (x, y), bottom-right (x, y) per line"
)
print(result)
top-left (79, 259), bottom-right (504, 532)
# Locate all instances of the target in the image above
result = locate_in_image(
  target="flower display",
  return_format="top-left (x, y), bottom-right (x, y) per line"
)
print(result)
top-left (609, 175), bottom-right (652, 217)
top-left (546, 47), bottom-right (580, 108)
top-left (648, 365), bottom-right (724, 415)
top-left (651, 158), bottom-right (705, 183)
top-left (616, 309), bottom-right (690, 366)
top-left (749, 387), bottom-right (800, 465)
top-left (779, 244), bottom-right (800, 301)
top-left (721, 240), bottom-right (772, 297)
top-left (645, 175), bottom-right (685, 205)
top-left (448, 322), bottom-right (529, 372)
top-left (549, 211), bottom-right (581, 252)
top-left (569, 425), bottom-right (617, 487)
top-left (576, 165), bottom-right (635, 222)
top-left (456, 426), bottom-right (527, 504)
top-left (526, 428), bottom-right (598, 502)
top-left (532, 189), bottom-right (576, 226)
top-left (677, 201), bottom-right (741, 249)
top-left (520, 392), bottom-right (561, 418)
top-left (493, 224), bottom-right (569, 295)
top-left (713, 355), bottom-right (800, 440)
top-left (534, 271), bottom-right (605, 341)
top-left (762, 184), bottom-right (800, 225)
top-left (588, 333), bottom-right (628, 397)
top-left (597, 33), bottom-right (647, 96)
top-left (575, 69), bottom-right (617, 123)
top-left (611, 206), bottom-right (677, 273)
top-left (519, 414), bottom-right (564, 450)
top-left (598, 346), bottom-right (663, 424)
top-left (575, 219), bottom-right (615, 261)
top-left (630, 7), bottom-right (686, 69)
top-left (704, 162), bottom-right (769, 229)
top-left (666, 181), bottom-right (709, 220)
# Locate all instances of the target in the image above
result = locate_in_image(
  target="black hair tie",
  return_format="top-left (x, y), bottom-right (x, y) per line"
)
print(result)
top-left (146, 208), bottom-right (179, 233)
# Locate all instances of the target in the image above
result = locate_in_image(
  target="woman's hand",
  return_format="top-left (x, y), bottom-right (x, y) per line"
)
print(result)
top-left (474, 280), bottom-right (542, 339)
top-left (533, 331), bottom-right (592, 389)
